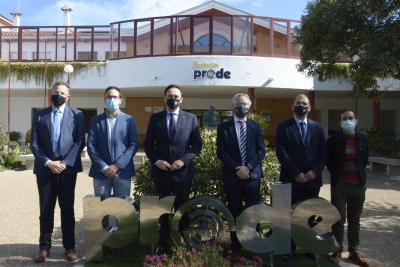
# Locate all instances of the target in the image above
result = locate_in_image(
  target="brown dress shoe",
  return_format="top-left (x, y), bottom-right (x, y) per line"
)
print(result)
top-left (230, 251), bottom-right (240, 261)
top-left (65, 249), bottom-right (78, 261)
top-left (349, 251), bottom-right (369, 267)
top-left (34, 250), bottom-right (50, 263)
top-left (330, 250), bottom-right (341, 264)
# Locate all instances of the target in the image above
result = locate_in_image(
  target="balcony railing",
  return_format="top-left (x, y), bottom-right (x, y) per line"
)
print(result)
top-left (0, 15), bottom-right (302, 62)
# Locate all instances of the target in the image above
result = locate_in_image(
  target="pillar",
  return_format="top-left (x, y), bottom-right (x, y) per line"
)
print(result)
top-left (308, 91), bottom-right (315, 120)
top-left (373, 100), bottom-right (380, 127)
top-left (248, 88), bottom-right (254, 114)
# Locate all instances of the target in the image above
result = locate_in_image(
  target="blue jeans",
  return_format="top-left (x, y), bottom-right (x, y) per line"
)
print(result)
top-left (93, 178), bottom-right (131, 199)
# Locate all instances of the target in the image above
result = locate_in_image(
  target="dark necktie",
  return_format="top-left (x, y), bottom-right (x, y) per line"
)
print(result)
top-left (299, 121), bottom-right (307, 144)
top-left (169, 113), bottom-right (176, 141)
top-left (239, 120), bottom-right (247, 164)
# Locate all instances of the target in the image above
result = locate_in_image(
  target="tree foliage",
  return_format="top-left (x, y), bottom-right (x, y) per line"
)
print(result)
top-left (293, 0), bottom-right (400, 100)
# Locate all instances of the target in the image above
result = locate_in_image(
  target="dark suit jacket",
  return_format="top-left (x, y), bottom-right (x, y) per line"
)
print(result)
top-left (30, 106), bottom-right (85, 175)
top-left (87, 111), bottom-right (139, 180)
top-left (144, 109), bottom-right (202, 182)
top-left (275, 117), bottom-right (327, 189)
top-left (216, 118), bottom-right (266, 187)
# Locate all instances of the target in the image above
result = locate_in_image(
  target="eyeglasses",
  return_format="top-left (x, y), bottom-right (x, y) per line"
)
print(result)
top-left (105, 96), bottom-right (120, 100)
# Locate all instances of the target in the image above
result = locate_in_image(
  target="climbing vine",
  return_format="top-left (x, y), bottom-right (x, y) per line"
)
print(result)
top-left (0, 61), bottom-right (106, 86)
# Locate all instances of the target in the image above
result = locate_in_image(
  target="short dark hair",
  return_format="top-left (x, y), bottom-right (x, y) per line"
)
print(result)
top-left (339, 109), bottom-right (357, 120)
top-left (293, 94), bottom-right (310, 105)
top-left (52, 81), bottom-right (70, 91)
top-left (105, 86), bottom-right (122, 98)
top-left (164, 84), bottom-right (183, 97)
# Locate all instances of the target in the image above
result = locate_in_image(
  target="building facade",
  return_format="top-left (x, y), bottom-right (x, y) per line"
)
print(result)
top-left (1, 1), bottom-right (399, 145)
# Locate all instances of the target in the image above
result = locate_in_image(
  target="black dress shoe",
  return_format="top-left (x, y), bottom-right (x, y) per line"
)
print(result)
top-left (155, 246), bottom-right (168, 256)
top-left (306, 252), bottom-right (323, 262)
top-left (282, 251), bottom-right (294, 262)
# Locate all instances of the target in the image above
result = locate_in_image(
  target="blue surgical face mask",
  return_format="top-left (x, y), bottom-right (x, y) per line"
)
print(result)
top-left (106, 98), bottom-right (119, 112)
top-left (341, 120), bottom-right (356, 132)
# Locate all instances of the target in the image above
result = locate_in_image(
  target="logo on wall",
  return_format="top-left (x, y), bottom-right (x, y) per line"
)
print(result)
top-left (193, 61), bottom-right (231, 80)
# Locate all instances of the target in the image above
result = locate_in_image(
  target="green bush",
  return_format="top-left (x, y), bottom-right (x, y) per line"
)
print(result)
top-left (0, 122), bottom-right (8, 151)
top-left (25, 127), bottom-right (31, 146)
top-left (133, 113), bottom-right (279, 205)
top-left (361, 127), bottom-right (400, 158)
top-left (0, 143), bottom-right (23, 170)
top-left (9, 131), bottom-right (21, 142)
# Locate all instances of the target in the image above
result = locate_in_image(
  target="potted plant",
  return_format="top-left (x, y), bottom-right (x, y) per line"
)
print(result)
top-left (9, 131), bottom-right (21, 146)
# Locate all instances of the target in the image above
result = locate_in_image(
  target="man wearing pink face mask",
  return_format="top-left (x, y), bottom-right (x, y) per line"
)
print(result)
top-left (327, 109), bottom-right (370, 267)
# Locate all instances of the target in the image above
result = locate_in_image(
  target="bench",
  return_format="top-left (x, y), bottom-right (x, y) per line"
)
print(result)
top-left (17, 154), bottom-right (35, 170)
top-left (369, 157), bottom-right (400, 177)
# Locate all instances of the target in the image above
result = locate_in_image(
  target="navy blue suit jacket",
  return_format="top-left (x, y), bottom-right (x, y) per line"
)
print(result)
top-left (144, 109), bottom-right (202, 182)
top-left (87, 111), bottom-right (139, 180)
top-left (275, 117), bottom-right (327, 189)
top-left (216, 118), bottom-right (266, 187)
top-left (30, 106), bottom-right (85, 175)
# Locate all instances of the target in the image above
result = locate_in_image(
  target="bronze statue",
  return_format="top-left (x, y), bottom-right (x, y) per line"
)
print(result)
top-left (203, 104), bottom-right (220, 130)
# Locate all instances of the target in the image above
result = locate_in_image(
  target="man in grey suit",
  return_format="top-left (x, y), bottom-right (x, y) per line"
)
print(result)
top-left (144, 84), bottom-right (202, 256)
top-left (275, 94), bottom-right (328, 262)
top-left (30, 82), bottom-right (85, 263)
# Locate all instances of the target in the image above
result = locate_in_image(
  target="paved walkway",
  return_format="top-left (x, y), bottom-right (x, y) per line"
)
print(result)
top-left (0, 150), bottom-right (399, 266)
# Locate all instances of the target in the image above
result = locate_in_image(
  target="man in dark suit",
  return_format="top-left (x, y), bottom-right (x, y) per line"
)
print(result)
top-left (30, 81), bottom-right (85, 263)
top-left (216, 93), bottom-right (266, 261)
top-left (144, 84), bottom-right (202, 255)
top-left (87, 86), bottom-right (138, 258)
top-left (275, 94), bottom-right (328, 262)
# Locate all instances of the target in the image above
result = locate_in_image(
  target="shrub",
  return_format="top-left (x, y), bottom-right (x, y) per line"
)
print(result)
top-left (25, 127), bottom-right (31, 146)
top-left (0, 122), bottom-right (8, 151)
top-left (143, 239), bottom-right (264, 267)
top-left (9, 131), bottom-right (21, 142)
top-left (361, 127), bottom-right (400, 158)
top-left (0, 143), bottom-right (23, 170)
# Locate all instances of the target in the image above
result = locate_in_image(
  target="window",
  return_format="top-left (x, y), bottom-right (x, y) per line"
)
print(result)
top-left (77, 51), bottom-right (98, 61)
top-left (314, 110), bottom-right (321, 123)
top-left (105, 51), bottom-right (126, 60)
top-left (380, 110), bottom-right (397, 135)
top-left (33, 52), bottom-right (51, 61)
top-left (78, 108), bottom-right (98, 133)
top-left (328, 110), bottom-right (341, 136)
top-left (194, 34), bottom-right (231, 47)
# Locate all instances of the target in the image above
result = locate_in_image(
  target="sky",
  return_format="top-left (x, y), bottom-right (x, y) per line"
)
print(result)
top-left (0, 0), bottom-right (310, 26)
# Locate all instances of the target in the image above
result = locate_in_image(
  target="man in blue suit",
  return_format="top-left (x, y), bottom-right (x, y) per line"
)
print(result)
top-left (275, 94), bottom-right (328, 262)
top-left (216, 93), bottom-right (266, 261)
top-left (30, 82), bottom-right (85, 263)
top-left (87, 86), bottom-right (138, 257)
top-left (144, 84), bottom-right (202, 256)
top-left (87, 86), bottom-right (138, 199)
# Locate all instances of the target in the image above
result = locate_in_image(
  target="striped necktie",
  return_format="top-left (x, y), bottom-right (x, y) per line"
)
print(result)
top-left (239, 120), bottom-right (247, 164)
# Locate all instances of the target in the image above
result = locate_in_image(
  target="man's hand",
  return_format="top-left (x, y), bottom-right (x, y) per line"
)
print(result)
top-left (170, 160), bottom-right (184, 171)
top-left (155, 160), bottom-right (172, 171)
top-left (48, 161), bottom-right (66, 174)
top-left (236, 166), bottom-right (250, 180)
top-left (304, 170), bottom-right (317, 181)
top-left (103, 164), bottom-right (119, 178)
top-left (294, 173), bottom-right (307, 183)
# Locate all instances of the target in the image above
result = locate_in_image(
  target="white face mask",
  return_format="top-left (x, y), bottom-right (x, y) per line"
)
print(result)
top-left (341, 120), bottom-right (356, 132)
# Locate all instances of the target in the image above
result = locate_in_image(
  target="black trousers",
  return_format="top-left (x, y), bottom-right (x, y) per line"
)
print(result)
top-left (226, 178), bottom-right (261, 252)
top-left (36, 172), bottom-right (77, 251)
top-left (153, 176), bottom-right (192, 248)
